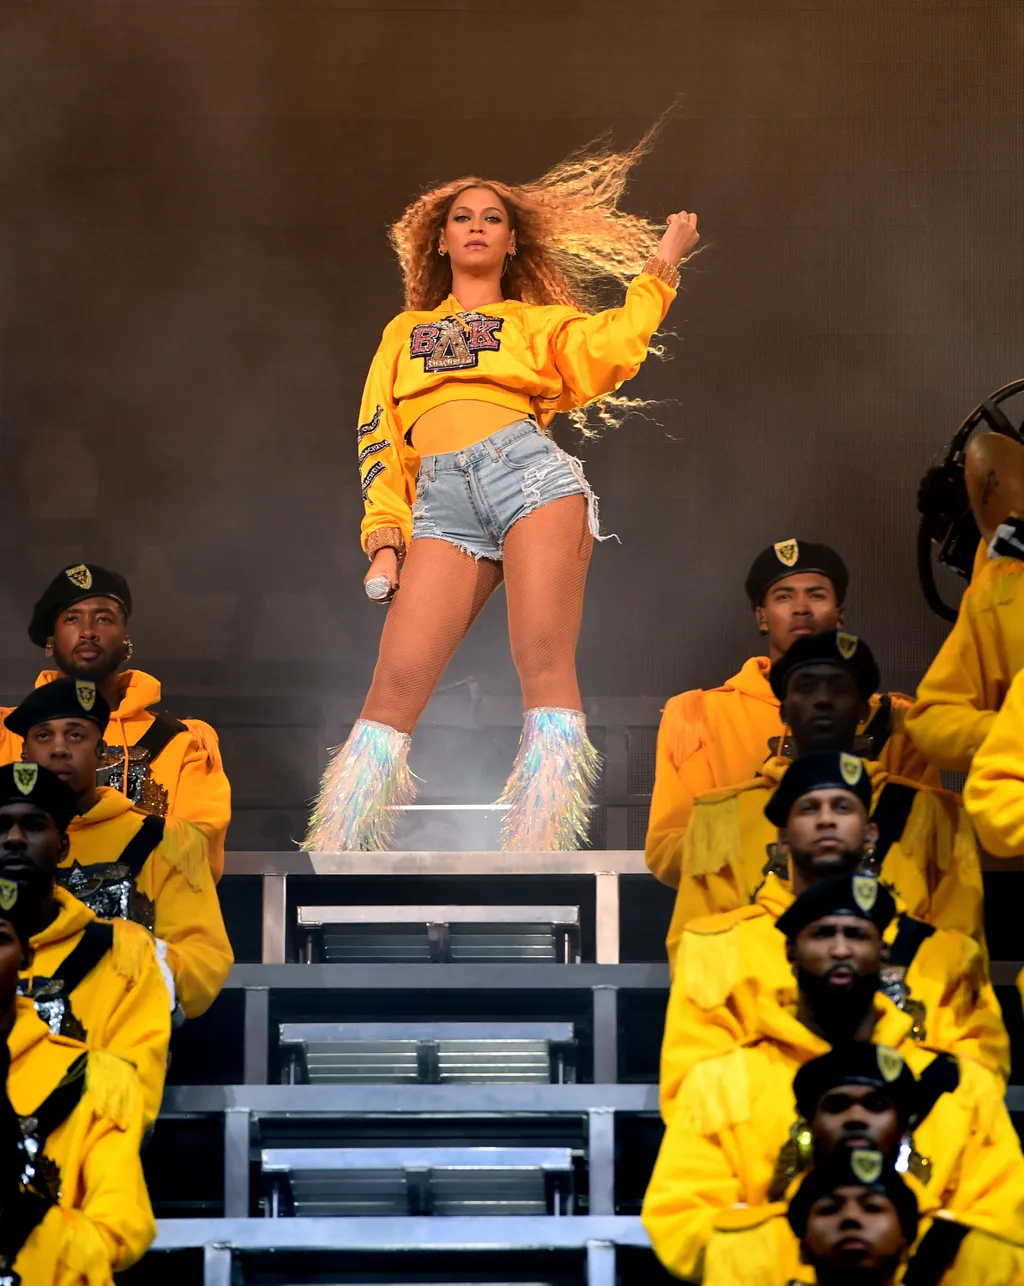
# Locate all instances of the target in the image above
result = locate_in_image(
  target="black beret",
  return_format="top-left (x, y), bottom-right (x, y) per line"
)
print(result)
top-left (745, 540), bottom-right (849, 608)
top-left (793, 1042), bottom-right (918, 1125)
top-left (28, 564), bottom-right (132, 648)
top-left (775, 873), bottom-right (896, 941)
top-left (0, 876), bottom-right (46, 950)
top-left (787, 1149), bottom-right (919, 1243)
top-left (769, 629), bottom-right (880, 702)
top-left (4, 679), bottom-right (111, 740)
top-left (764, 752), bottom-right (873, 826)
top-left (0, 762), bottom-right (78, 833)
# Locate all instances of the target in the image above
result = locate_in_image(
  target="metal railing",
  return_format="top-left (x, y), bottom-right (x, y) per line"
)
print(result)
top-left (223, 850), bottom-right (652, 967)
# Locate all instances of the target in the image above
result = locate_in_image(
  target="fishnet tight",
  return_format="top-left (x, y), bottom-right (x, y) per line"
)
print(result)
top-left (361, 495), bottom-right (593, 733)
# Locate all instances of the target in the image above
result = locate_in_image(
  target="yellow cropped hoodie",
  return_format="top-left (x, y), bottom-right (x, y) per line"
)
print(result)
top-left (645, 656), bottom-right (938, 889)
top-left (62, 788), bottom-right (234, 1020)
top-left (6, 996), bottom-right (154, 1285)
top-left (0, 670), bottom-right (231, 881)
top-left (355, 273), bottom-right (675, 554)
top-left (643, 994), bottom-right (1024, 1286)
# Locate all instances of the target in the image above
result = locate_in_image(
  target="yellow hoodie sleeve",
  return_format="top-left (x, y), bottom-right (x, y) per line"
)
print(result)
top-left (357, 327), bottom-right (415, 556)
top-left (875, 692), bottom-right (942, 788)
top-left (548, 273), bottom-right (675, 409)
top-left (161, 719), bottom-right (231, 884)
top-left (143, 818), bottom-right (234, 1020)
top-left (912, 931), bottom-right (1010, 1086)
top-left (645, 692), bottom-right (718, 888)
top-left (906, 560), bottom-right (1024, 772)
top-left (965, 667), bottom-right (1024, 858)
top-left (938, 1061), bottom-right (1024, 1247)
top-left (642, 1113), bottom-right (745, 1281)
top-left (81, 920), bottom-right (171, 1128)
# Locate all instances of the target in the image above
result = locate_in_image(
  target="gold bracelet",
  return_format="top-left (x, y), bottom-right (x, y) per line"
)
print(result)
top-left (366, 526), bottom-right (406, 562)
top-left (641, 256), bottom-right (681, 290)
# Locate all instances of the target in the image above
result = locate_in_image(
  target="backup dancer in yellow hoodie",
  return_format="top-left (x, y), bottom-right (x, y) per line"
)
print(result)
top-left (646, 540), bottom-right (935, 889)
top-left (0, 563), bottom-right (231, 880)
top-left (0, 876), bottom-right (154, 1286)
top-left (302, 128), bottom-right (700, 852)
top-left (7, 680), bottom-right (233, 1024)
top-left (0, 763), bottom-right (169, 1127)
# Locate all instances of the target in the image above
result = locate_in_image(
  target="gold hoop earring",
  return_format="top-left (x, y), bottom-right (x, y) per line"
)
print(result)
top-left (438, 245), bottom-right (447, 257)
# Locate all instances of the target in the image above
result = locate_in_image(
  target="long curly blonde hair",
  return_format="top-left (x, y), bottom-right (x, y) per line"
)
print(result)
top-left (390, 126), bottom-right (668, 314)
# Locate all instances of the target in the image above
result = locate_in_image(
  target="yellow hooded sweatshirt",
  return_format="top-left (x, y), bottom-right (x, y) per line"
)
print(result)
top-left (5, 996), bottom-right (155, 1286)
top-left (965, 666), bottom-right (1024, 858)
top-left (62, 788), bottom-right (233, 1021)
top-left (642, 994), bottom-right (1024, 1286)
top-left (354, 272), bottom-right (676, 556)
top-left (645, 657), bottom-right (939, 889)
top-left (906, 554), bottom-right (1024, 773)
top-left (659, 875), bottom-right (1009, 1121)
top-left (23, 887), bottom-right (170, 1126)
top-left (0, 670), bottom-right (231, 881)
top-left (664, 757), bottom-right (984, 967)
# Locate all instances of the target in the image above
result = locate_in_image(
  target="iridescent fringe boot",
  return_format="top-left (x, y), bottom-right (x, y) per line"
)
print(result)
top-left (498, 707), bottom-right (602, 851)
top-left (303, 719), bottom-right (415, 851)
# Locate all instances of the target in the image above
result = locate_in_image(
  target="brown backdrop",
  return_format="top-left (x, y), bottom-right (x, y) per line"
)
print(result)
top-left (2, 0), bottom-right (1021, 846)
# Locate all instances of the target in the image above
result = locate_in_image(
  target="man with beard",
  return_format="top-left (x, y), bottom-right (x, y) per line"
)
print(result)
top-left (7, 679), bottom-right (233, 1024)
top-left (0, 762), bottom-right (170, 1125)
top-left (665, 631), bottom-right (981, 961)
top-left (641, 877), bottom-right (1024, 1285)
top-left (646, 541), bottom-right (936, 888)
top-left (787, 1151), bottom-right (917, 1286)
top-left (659, 752), bottom-right (1006, 1117)
top-left (0, 564), bottom-right (230, 879)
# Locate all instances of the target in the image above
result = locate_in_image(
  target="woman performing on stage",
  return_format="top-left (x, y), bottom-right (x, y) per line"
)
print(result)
top-left (305, 133), bottom-right (699, 852)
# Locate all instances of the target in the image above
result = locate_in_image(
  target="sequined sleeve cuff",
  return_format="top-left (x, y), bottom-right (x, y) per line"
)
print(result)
top-left (640, 256), bottom-right (681, 290)
top-left (365, 526), bottom-right (407, 562)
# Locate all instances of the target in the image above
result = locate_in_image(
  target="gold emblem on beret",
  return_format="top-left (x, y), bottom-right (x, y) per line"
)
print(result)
top-left (840, 753), bottom-right (864, 787)
top-left (876, 1046), bottom-right (904, 1083)
top-left (837, 631), bottom-right (859, 660)
top-left (12, 763), bottom-right (38, 795)
top-left (852, 875), bottom-right (878, 913)
top-left (64, 565), bottom-right (93, 591)
top-left (774, 539), bottom-right (799, 568)
top-left (0, 879), bottom-right (17, 912)
top-left (75, 682), bottom-right (96, 713)
top-left (851, 1149), bottom-right (884, 1185)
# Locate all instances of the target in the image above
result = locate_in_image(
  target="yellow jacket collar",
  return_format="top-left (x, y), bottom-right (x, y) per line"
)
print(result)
top-left (69, 787), bottom-right (137, 832)
top-left (721, 655), bottom-right (776, 703)
top-left (756, 989), bottom-right (915, 1061)
top-left (7, 994), bottom-right (74, 1063)
top-left (30, 885), bottom-right (95, 950)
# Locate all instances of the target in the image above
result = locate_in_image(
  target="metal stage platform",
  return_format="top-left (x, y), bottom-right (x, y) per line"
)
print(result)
top-left (138, 852), bottom-right (677, 1286)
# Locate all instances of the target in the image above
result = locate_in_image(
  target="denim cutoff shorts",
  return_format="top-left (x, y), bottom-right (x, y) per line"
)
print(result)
top-left (412, 418), bottom-right (605, 561)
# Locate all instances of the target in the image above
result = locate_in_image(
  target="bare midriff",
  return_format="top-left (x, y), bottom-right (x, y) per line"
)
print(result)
top-left (412, 400), bottom-right (528, 457)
